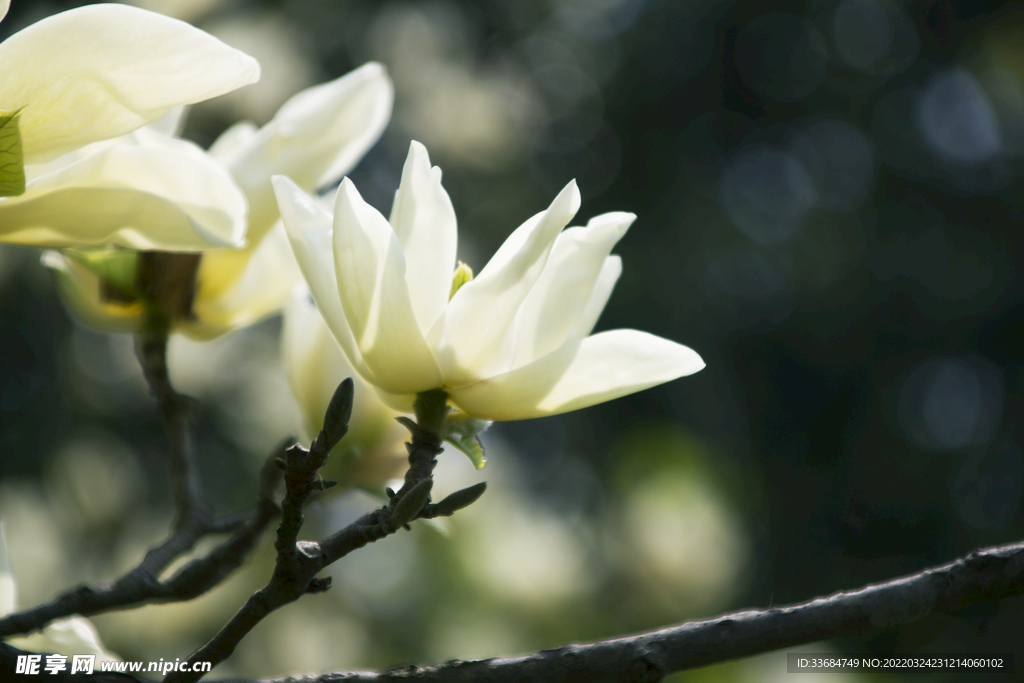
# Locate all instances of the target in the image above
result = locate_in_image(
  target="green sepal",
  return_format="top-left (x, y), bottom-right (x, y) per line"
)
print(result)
top-left (0, 108), bottom-right (27, 197)
top-left (65, 247), bottom-right (141, 300)
top-left (443, 413), bottom-right (490, 470)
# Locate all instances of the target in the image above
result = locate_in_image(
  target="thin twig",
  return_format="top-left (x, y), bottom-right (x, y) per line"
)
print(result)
top-left (0, 447), bottom-right (284, 638)
top-left (164, 390), bottom-right (454, 683)
top-left (0, 318), bottom-right (288, 639)
top-left (135, 313), bottom-right (205, 526)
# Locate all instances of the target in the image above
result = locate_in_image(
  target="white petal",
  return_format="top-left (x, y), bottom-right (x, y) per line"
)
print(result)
top-left (570, 255), bottom-right (622, 340)
top-left (273, 175), bottom-right (370, 380)
top-left (0, 140), bottom-right (246, 249)
top-left (187, 223), bottom-right (302, 339)
top-left (510, 211), bottom-right (633, 369)
top-left (0, 4), bottom-right (260, 164)
top-left (147, 105), bottom-right (188, 137)
top-left (431, 180), bottom-right (581, 387)
top-left (332, 178), bottom-right (442, 395)
top-left (0, 1), bottom-right (9, 24)
top-left (389, 141), bottom-right (457, 335)
top-left (448, 329), bottom-right (705, 421)
top-left (208, 121), bottom-right (259, 159)
top-left (283, 285), bottom-right (406, 444)
top-left (216, 63), bottom-right (393, 243)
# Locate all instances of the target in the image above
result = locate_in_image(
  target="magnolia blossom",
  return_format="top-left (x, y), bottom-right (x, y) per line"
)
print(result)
top-left (44, 64), bottom-right (394, 338)
top-left (273, 141), bottom-right (705, 421)
top-left (0, 3), bottom-right (260, 249)
top-left (283, 286), bottom-right (407, 492)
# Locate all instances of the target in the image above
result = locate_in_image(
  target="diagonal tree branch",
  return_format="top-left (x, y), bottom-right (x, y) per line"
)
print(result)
top-left (163, 388), bottom-right (488, 683)
top-left (0, 446), bottom-right (283, 639)
top-left (0, 317), bottom-right (287, 639)
top-left (6, 538), bottom-right (1022, 682)
top-left (212, 538), bottom-right (1024, 683)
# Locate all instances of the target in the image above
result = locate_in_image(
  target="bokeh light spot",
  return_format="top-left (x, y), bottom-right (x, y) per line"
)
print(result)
top-left (719, 148), bottom-right (816, 244)
top-left (897, 356), bottom-right (1003, 452)
top-left (787, 120), bottom-right (874, 210)
top-left (916, 68), bottom-right (1001, 165)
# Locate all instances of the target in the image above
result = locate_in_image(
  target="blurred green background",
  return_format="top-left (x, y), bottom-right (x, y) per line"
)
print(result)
top-left (2, 0), bottom-right (1023, 681)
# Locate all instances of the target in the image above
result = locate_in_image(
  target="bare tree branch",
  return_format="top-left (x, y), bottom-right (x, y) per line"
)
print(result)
top-left (163, 388), bottom-right (464, 683)
top-left (7, 538), bottom-right (1022, 682)
top-left (0, 316), bottom-right (288, 639)
top-left (135, 312), bottom-right (205, 527)
top-left (215, 538), bottom-right (1024, 683)
top-left (0, 446), bottom-right (283, 639)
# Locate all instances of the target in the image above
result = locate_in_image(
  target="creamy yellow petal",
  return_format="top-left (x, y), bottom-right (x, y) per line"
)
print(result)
top-left (569, 255), bottom-right (622, 340)
top-left (389, 141), bottom-right (457, 335)
top-left (509, 211), bottom-right (634, 369)
top-left (430, 180), bottom-right (581, 387)
top-left (0, 141), bottom-right (246, 249)
top-left (0, 4), bottom-right (259, 164)
top-left (213, 63), bottom-right (393, 244)
top-left (332, 178), bottom-right (442, 395)
top-left (448, 330), bottom-right (704, 421)
top-left (186, 223), bottom-right (302, 339)
top-left (273, 175), bottom-right (371, 381)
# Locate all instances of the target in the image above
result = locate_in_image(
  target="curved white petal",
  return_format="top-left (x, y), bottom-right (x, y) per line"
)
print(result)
top-left (0, 1), bottom-right (9, 24)
top-left (510, 211), bottom-right (634, 369)
top-left (147, 105), bottom-right (188, 137)
top-left (389, 141), bottom-right (457, 335)
top-left (215, 63), bottom-right (393, 242)
top-left (0, 4), bottom-right (260, 164)
top-left (282, 286), bottom-right (391, 435)
top-left (570, 255), bottom-right (622, 340)
top-left (431, 180), bottom-right (581, 387)
top-left (273, 175), bottom-right (370, 380)
top-left (208, 121), bottom-right (259, 159)
top-left (187, 223), bottom-right (302, 339)
top-left (0, 141), bottom-right (246, 249)
top-left (283, 287), bottom-right (410, 490)
top-left (332, 178), bottom-right (442, 395)
top-left (371, 386), bottom-right (417, 414)
top-left (448, 329), bottom-right (705, 421)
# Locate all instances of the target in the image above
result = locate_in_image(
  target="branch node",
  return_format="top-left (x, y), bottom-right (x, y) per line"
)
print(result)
top-left (629, 652), bottom-right (666, 683)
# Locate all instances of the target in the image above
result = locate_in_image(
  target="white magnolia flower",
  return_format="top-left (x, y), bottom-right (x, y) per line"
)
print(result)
top-left (283, 285), bottom-right (407, 492)
top-left (273, 141), bottom-right (705, 421)
top-left (0, 3), bottom-right (260, 249)
top-left (44, 64), bottom-right (394, 338)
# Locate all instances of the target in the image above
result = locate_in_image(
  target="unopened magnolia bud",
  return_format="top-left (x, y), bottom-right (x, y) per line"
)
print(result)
top-left (433, 482), bottom-right (487, 516)
top-left (390, 479), bottom-right (433, 528)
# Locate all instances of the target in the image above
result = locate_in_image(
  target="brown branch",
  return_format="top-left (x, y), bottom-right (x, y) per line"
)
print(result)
top-left (0, 447), bottom-right (283, 639)
top-left (164, 388), bottom-right (462, 683)
top-left (0, 313), bottom-right (288, 639)
top-left (8, 538), bottom-right (1023, 682)
top-left (134, 312), bottom-right (204, 526)
top-left (211, 538), bottom-right (1024, 683)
